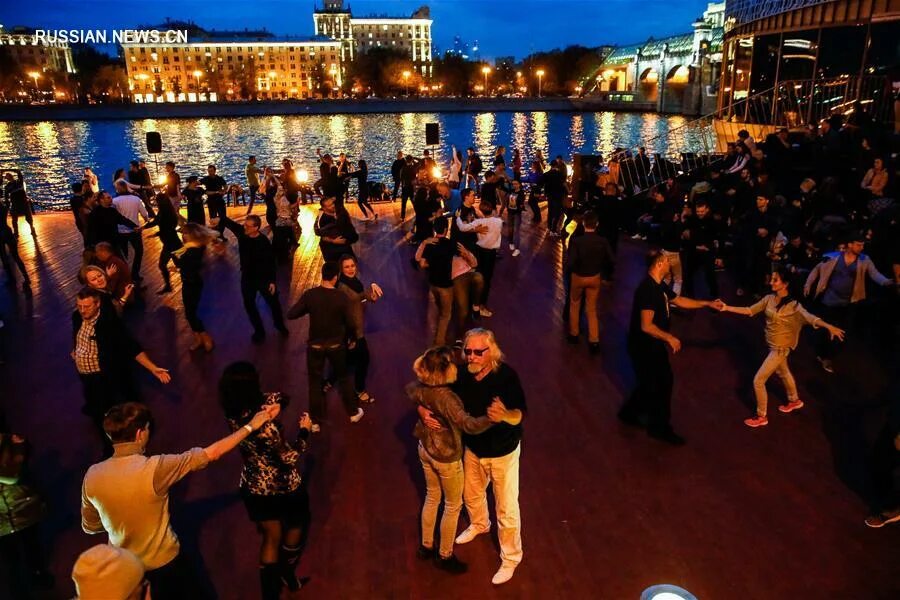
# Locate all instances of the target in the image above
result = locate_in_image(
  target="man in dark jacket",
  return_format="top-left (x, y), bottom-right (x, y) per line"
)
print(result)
top-left (314, 197), bottom-right (359, 262)
top-left (72, 287), bottom-right (170, 428)
top-left (566, 211), bottom-right (614, 353)
top-left (681, 200), bottom-right (721, 298)
top-left (221, 215), bottom-right (288, 343)
top-left (391, 151), bottom-right (406, 200)
top-left (86, 191), bottom-right (139, 249)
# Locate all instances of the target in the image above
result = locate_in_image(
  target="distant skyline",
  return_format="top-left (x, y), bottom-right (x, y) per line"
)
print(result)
top-left (1, 0), bottom-right (712, 59)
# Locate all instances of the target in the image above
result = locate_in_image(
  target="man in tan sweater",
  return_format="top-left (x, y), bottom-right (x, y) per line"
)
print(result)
top-left (81, 402), bottom-right (276, 598)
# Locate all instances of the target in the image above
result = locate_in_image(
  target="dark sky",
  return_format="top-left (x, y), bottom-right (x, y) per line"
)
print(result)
top-left (1, 0), bottom-right (711, 59)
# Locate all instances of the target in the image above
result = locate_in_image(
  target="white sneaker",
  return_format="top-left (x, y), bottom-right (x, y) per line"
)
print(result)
top-left (492, 564), bottom-right (517, 585)
top-left (508, 243), bottom-right (515, 250)
top-left (455, 525), bottom-right (489, 545)
top-left (349, 408), bottom-right (364, 423)
top-left (512, 249), bottom-right (520, 257)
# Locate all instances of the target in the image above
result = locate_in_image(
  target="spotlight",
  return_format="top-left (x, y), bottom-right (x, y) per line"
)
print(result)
top-left (641, 584), bottom-right (697, 600)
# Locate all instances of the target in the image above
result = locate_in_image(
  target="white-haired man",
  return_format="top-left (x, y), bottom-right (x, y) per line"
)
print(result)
top-left (420, 328), bottom-right (526, 585)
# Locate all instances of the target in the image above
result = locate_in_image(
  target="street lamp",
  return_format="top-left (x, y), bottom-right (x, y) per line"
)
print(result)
top-left (28, 71), bottom-right (40, 97)
top-left (536, 69), bottom-right (545, 98)
top-left (402, 70), bottom-right (411, 97)
top-left (481, 65), bottom-right (491, 96)
top-left (193, 70), bottom-right (203, 97)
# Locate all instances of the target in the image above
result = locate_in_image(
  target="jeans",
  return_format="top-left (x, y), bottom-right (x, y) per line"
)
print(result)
top-left (661, 250), bottom-right (682, 295)
top-left (182, 280), bottom-right (205, 332)
top-left (117, 230), bottom-right (144, 278)
top-left (430, 286), bottom-right (454, 346)
top-left (463, 445), bottom-right (523, 568)
top-left (752, 348), bottom-right (798, 417)
top-left (158, 247), bottom-right (175, 287)
top-left (475, 247), bottom-right (497, 305)
top-left (507, 211), bottom-right (522, 248)
top-left (620, 341), bottom-right (674, 435)
top-left (146, 551), bottom-right (205, 600)
top-left (306, 344), bottom-right (358, 420)
top-left (247, 185), bottom-right (259, 211)
top-left (683, 248), bottom-right (718, 298)
top-left (400, 185), bottom-right (414, 220)
top-left (207, 194), bottom-right (227, 235)
top-left (452, 271), bottom-right (484, 329)
top-left (569, 273), bottom-right (602, 342)
top-left (241, 279), bottom-right (286, 335)
top-left (348, 337), bottom-right (370, 392)
top-left (419, 444), bottom-right (464, 558)
top-left (547, 197), bottom-right (564, 232)
top-left (527, 190), bottom-right (542, 222)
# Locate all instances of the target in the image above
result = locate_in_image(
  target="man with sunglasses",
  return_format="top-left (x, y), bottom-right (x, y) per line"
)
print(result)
top-left (81, 401), bottom-right (277, 599)
top-left (420, 328), bottom-right (526, 585)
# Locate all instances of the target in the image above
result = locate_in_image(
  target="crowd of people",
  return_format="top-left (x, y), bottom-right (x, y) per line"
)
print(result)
top-left (1, 109), bottom-right (899, 599)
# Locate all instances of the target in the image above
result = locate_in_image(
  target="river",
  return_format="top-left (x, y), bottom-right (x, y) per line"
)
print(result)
top-left (0, 111), bottom-right (686, 208)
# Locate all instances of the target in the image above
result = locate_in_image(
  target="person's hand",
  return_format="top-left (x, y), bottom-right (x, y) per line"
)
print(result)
top-left (474, 225), bottom-right (489, 234)
top-left (710, 299), bottom-right (726, 311)
top-left (715, 258), bottom-right (724, 268)
top-left (263, 402), bottom-right (282, 420)
top-left (681, 230), bottom-right (690, 239)
top-left (696, 244), bottom-right (708, 252)
top-left (418, 406), bottom-right (443, 431)
top-left (370, 283), bottom-right (383, 299)
top-left (757, 228), bottom-right (769, 237)
top-left (424, 237), bottom-right (438, 245)
top-left (487, 397), bottom-right (507, 423)
top-left (667, 336), bottom-right (682, 354)
top-left (348, 339), bottom-right (357, 350)
top-left (333, 236), bottom-right (347, 244)
top-left (299, 412), bottom-right (313, 431)
top-left (826, 325), bottom-right (846, 341)
top-left (70, 351), bottom-right (76, 360)
top-left (248, 407), bottom-right (275, 431)
top-left (152, 367), bottom-right (171, 384)
top-left (105, 263), bottom-right (118, 277)
top-left (268, 283), bottom-right (276, 295)
top-left (123, 283), bottom-right (135, 298)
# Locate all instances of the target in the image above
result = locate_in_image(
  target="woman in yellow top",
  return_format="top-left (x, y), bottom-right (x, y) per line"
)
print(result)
top-left (718, 266), bottom-right (845, 428)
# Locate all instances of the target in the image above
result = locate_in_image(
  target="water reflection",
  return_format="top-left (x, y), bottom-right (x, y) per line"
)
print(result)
top-left (2, 111), bottom-right (685, 208)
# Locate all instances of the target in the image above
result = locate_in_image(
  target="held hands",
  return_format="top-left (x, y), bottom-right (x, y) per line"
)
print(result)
top-left (248, 405), bottom-right (278, 431)
top-left (710, 298), bottom-right (726, 311)
top-left (487, 397), bottom-right (507, 423)
top-left (268, 283), bottom-right (276, 295)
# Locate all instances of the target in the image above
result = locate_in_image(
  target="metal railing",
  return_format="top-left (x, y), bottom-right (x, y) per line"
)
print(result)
top-left (612, 75), bottom-right (892, 195)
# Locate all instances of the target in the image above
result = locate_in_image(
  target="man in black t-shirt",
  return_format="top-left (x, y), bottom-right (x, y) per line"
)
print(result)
top-left (200, 165), bottom-right (228, 239)
top-left (618, 250), bottom-right (721, 445)
top-left (449, 328), bottom-right (525, 585)
top-left (287, 261), bottom-right (362, 426)
top-left (415, 217), bottom-right (456, 345)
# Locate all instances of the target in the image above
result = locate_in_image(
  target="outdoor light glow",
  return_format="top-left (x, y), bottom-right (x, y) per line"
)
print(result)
top-left (297, 169), bottom-right (309, 183)
top-left (481, 66), bottom-right (491, 75)
top-left (402, 70), bottom-right (411, 79)
top-left (431, 166), bottom-right (442, 179)
top-left (29, 71), bottom-right (41, 80)
top-left (536, 69), bottom-right (545, 77)
top-left (268, 71), bottom-right (277, 79)
top-left (158, 174), bottom-right (168, 185)
top-left (516, 71), bottom-right (523, 77)
top-left (192, 70), bottom-right (202, 78)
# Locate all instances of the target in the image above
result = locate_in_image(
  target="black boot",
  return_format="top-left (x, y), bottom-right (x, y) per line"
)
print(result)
top-left (259, 564), bottom-right (283, 600)
top-left (279, 544), bottom-right (303, 591)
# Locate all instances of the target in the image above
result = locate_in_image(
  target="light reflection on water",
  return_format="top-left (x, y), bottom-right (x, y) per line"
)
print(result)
top-left (2, 111), bottom-right (686, 208)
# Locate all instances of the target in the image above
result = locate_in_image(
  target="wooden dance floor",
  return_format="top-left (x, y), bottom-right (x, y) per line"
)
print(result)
top-left (2, 204), bottom-right (898, 599)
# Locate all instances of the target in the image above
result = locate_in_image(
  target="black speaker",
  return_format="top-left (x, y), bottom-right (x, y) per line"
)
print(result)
top-left (146, 132), bottom-right (162, 154)
top-left (425, 123), bottom-right (439, 146)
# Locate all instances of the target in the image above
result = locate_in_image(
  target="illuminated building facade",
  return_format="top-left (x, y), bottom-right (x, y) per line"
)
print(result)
top-left (0, 25), bottom-right (76, 74)
top-left (122, 34), bottom-right (344, 103)
top-left (595, 2), bottom-right (724, 114)
top-left (718, 0), bottom-right (900, 121)
top-left (313, 1), bottom-right (433, 77)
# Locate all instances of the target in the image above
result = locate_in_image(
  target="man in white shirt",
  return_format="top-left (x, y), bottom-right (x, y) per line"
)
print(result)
top-left (456, 203), bottom-right (503, 317)
top-left (112, 181), bottom-right (149, 281)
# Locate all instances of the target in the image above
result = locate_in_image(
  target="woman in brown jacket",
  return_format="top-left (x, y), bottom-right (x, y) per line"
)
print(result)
top-left (407, 346), bottom-right (496, 573)
top-left (336, 254), bottom-right (382, 403)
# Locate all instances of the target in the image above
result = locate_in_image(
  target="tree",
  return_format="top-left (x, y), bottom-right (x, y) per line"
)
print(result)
top-left (346, 46), bottom-right (410, 97)
top-left (433, 53), bottom-right (476, 96)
